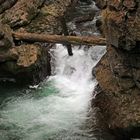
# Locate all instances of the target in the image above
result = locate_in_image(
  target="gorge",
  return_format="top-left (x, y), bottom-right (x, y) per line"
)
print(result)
top-left (0, 0), bottom-right (140, 140)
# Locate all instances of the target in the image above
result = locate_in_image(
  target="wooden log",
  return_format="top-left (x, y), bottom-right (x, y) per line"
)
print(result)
top-left (12, 32), bottom-right (106, 46)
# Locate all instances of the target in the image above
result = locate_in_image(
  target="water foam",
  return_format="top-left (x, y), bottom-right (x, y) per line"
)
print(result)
top-left (0, 45), bottom-right (106, 140)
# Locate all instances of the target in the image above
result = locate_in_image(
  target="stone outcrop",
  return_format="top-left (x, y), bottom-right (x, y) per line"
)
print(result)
top-left (0, 0), bottom-right (76, 84)
top-left (0, 0), bottom-right (45, 28)
top-left (93, 0), bottom-right (140, 139)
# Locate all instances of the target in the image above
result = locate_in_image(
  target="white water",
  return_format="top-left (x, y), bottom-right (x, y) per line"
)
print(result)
top-left (0, 45), bottom-right (106, 140)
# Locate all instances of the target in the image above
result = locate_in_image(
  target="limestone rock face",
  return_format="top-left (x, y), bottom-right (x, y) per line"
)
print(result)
top-left (95, 45), bottom-right (140, 127)
top-left (1, 44), bottom-right (51, 84)
top-left (93, 0), bottom-right (140, 138)
top-left (101, 0), bottom-right (140, 50)
top-left (0, 0), bottom-right (75, 84)
top-left (0, 0), bottom-right (45, 28)
top-left (96, 46), bottom-right (140, 94)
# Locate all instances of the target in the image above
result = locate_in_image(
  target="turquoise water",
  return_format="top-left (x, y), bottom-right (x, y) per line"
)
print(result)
top-left (0, 45), bottom-right (106, 140)
top-left (0, 80), bottom-right (60, 140)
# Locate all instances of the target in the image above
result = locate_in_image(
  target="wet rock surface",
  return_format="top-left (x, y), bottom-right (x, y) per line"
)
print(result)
top-left (93, 0), bottom-right (140, 139)
top-left (0, 0), bottom-right (75, 84)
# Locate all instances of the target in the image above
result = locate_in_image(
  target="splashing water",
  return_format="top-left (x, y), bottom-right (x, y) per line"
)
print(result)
top-left (0, 44), bottom-right (106, 140)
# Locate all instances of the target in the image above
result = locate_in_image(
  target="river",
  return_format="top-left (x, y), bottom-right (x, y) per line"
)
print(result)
top-left (0, 1), bottom-right (106, 140)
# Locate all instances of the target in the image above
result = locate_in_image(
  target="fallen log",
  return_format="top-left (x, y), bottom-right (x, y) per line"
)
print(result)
top-left (12, 32), bottom-right (106, 46)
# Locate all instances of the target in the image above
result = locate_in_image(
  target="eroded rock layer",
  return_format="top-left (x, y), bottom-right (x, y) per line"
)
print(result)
top-left (93, 0), bottom-right (140, 139)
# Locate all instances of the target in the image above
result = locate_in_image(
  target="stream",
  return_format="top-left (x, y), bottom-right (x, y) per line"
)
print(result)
top-left (0, 1), bottom-right (106, 140)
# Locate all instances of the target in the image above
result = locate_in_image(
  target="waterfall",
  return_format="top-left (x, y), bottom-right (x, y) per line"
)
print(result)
top-left (0, 44), bottom-right (106, 140)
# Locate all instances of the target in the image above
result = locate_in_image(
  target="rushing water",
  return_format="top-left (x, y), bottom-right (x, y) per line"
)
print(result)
top-left (0, 1), bottom-right (107, 139)
top-left (0, 45), bottom-right (105, 140)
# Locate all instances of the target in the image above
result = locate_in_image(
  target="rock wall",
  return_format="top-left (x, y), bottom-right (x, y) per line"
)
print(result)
top-left (93, 0), bottom-right (140, 139)
top-left (0, 0), bottom-right (76, 84)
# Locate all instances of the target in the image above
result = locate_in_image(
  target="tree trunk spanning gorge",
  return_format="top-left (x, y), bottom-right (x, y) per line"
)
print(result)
top-left (0, 0), bottom-right (77, 84)
top-left (93, 0), bottom-right (140, 139)
top-left (12, 32), bottom-right (106, 46)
